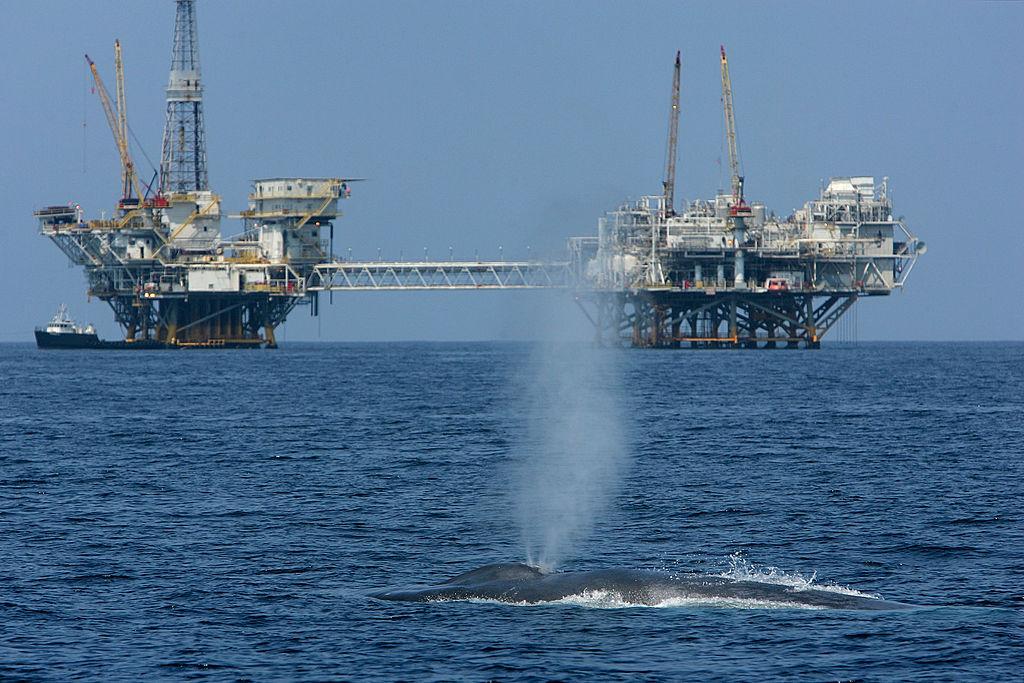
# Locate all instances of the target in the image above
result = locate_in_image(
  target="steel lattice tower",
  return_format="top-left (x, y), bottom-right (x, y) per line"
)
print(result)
top-left (160, 0), bottom-right (208, 194)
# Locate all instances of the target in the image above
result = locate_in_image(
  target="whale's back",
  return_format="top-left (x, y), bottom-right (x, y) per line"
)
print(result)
top-left (444, 562), bottom-right (546, 585)
top-left (373, 562), bottom-right (911, 610)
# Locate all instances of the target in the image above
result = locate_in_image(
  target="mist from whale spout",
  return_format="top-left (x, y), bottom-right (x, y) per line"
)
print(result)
top-left (514, 343), bottom-right (626, 571)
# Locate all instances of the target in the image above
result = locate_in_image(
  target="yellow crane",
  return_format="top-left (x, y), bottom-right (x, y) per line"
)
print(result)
top-left (85, 44), bottom-right (142, 204)
top-left (663, 51), bottom-right (681, 218)
top-left (719, 45), bottom-right (746, 209)
top-left (114, 39), bottom-right (133, 199)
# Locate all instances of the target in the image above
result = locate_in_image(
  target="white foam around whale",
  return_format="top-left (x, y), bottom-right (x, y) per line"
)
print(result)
top-left (716, 554), bottom-right (883, 600)
top-left (460, 590), bottom-right (826, 610)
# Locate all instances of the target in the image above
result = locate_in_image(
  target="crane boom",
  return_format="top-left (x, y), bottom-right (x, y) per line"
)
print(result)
top-left (663, 51), bottom-right (681, 218)
top-left (720, 45), bottom-right (743, 205)
top-left (113, 40), bottom-right (135, 200)
top-left (85, 51), bottom-right (141, 203)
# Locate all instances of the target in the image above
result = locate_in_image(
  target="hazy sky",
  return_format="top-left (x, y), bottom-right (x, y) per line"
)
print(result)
top-left (3, 0), bottom-right (1021, 341)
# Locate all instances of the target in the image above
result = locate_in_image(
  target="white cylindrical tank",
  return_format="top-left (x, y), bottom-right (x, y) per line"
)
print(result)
top-left (259, 226), bottom-right (285, 261)
top-left (752, 203), bottom-right (766, 228)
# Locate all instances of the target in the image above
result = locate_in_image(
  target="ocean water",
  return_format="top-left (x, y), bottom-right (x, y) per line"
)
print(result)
top-left (1, 341), bottom-right (1021, 680)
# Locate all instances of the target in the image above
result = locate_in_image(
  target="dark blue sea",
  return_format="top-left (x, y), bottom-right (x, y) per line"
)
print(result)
top-left (2, 342), bottom-right (1022, 680)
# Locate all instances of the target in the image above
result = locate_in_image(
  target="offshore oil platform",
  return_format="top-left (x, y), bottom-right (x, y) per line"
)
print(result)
top-left (35, 1), bottom-right (922, 349)
top-left (569, 49), bottom-right (924, 348)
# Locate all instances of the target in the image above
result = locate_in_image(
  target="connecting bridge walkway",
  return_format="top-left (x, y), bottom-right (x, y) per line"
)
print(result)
top-left (306, 261), bottom-right (576, 291)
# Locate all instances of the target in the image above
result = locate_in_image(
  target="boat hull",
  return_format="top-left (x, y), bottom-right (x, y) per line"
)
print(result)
top-left (34, 330), bottom-right (168, 350)
top-left (35, 330), bottom-right (102, 349)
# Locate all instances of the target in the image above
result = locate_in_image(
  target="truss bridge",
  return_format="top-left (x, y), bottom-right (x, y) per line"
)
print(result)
top-left (307, 261), bottom-right (574, 291)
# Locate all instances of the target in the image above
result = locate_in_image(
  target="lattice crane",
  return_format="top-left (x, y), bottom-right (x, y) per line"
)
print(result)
top-left (85, 47), bottom-right (142, 204)
top-left (663, 51), bottom-right (681, 218)
top-left (113, 39), bottom-right (135, 200)
top-left (719, 45), bottom-right (746, 210)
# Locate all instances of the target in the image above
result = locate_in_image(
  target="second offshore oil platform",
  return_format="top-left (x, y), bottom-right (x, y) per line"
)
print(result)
top-left (35, 2), bottom-right (923, 349)
top-left (569, 49), bottom-right (924, 348)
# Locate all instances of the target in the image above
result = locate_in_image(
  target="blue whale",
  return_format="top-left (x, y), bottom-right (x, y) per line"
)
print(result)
top-left (372, 562), bottom-right (911, 610)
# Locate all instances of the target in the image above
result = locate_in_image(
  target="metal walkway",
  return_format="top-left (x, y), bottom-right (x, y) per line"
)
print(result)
top-left (307, 261), bottom-right (575, 291)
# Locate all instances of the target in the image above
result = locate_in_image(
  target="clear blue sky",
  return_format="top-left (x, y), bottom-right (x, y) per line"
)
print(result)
top-left (2, 0), bottom-right (1021, 341)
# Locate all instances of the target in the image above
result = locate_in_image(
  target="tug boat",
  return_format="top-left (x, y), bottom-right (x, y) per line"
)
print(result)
top-left (34, 305), bottom-right (101, 349)
top-left (35, 305), bottom-right (169, 350)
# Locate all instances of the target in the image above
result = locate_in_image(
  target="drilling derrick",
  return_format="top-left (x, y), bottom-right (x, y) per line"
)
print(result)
top-left (160, 0), bottom-right (208, 194)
